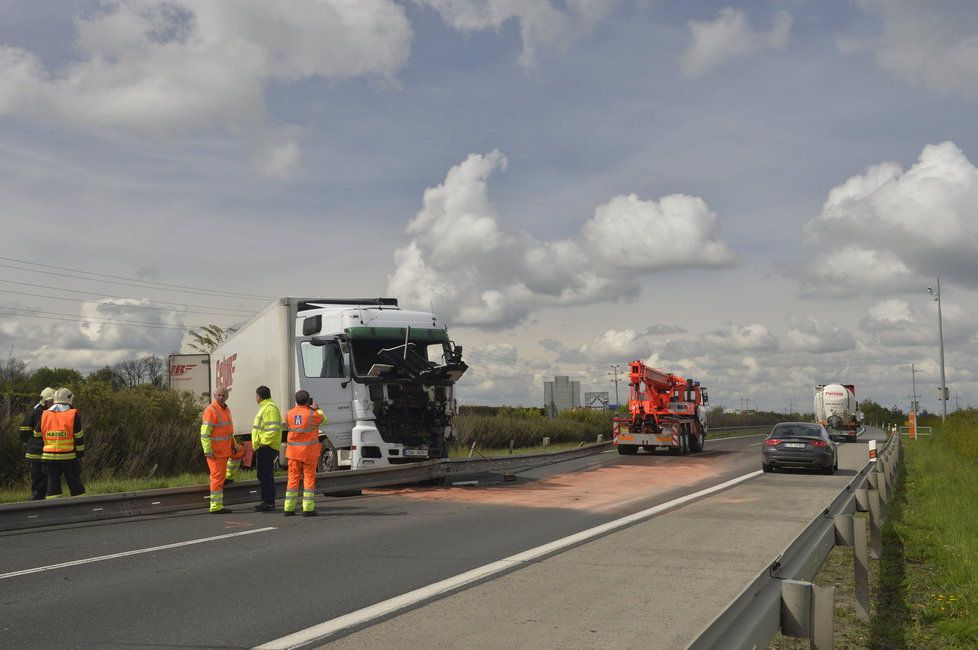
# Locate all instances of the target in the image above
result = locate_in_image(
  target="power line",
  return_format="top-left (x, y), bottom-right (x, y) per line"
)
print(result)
top-left (0, 278), bottom-right (255, 314)
top-left (0, 306), bottom-right (197, 331)
top-left (0, 258), bottom-right (271, 301)
top-left (0, 289), bottom-right (253, 319)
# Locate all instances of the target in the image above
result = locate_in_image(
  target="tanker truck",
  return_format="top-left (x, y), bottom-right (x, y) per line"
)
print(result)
top-left (814, 383), bottom-right (862, 442)
top-left (208, 297), bottom-right (467, 471)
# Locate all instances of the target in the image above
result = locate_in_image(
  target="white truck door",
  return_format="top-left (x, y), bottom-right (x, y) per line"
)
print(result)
top-left (295, 337), bottom-right (354, 448)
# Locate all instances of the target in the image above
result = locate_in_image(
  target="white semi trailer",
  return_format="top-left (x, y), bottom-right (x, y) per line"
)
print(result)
top-left (209, 297), bottom-right (467, 470)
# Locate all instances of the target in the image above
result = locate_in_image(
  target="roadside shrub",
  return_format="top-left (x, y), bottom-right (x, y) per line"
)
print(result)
top-left (0, 383), bottom-right (206, 488)
top-left (453, 408), bottom-right (612, 450)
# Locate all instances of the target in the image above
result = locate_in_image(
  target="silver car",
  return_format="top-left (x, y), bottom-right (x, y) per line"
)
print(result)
top-left (762, 422), bottom-right (838, 474)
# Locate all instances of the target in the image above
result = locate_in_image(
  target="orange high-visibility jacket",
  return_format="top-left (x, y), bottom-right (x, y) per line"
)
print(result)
top-left (285, 405), bottom-right (325, 462)
top-left (200, 401), bottom-right (234, 457)
top-left (40, 409), bottom-right (84, 461)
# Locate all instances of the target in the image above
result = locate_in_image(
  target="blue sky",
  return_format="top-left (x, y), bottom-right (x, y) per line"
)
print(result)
top-left (2, 0), bottom-right (977, 413)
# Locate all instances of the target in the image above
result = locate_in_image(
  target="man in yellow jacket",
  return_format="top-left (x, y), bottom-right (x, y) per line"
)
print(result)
top-left (248, 385), bottom-right (283, 512)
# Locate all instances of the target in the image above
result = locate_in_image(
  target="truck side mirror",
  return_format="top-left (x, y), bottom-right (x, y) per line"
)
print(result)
top-left (302, 316), bottom-right (322, 336)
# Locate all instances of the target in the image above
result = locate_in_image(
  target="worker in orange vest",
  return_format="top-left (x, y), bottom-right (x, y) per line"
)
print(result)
top-left (200, 386), bottom-right (244, 514)
top-left (284, 390), bottom-right (326, 517)
top-left (37, 387), bottom-right (85, 498)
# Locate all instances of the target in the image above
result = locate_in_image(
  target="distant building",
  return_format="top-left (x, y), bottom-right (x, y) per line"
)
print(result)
top-left (584, 391), bottom-right (610, 410)
top-left (544, 376), bottom-right (581, 415)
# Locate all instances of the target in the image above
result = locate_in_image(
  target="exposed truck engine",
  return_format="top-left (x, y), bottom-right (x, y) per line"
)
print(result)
top-left (814, 383), bottom-right (861, 442)
top-left (612, 361), bottom-right (709, 456)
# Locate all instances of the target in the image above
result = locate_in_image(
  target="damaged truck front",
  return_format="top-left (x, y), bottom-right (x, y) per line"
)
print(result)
top-left (210, 298), bottom-right (466, 472)
top-left (341, 324), bottom-right (467, 468)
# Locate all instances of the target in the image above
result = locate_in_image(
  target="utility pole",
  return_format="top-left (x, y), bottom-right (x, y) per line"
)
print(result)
top-left (911, 363), bottom-right (922, 415)
top-left (928, 278), bottom-right (948, 422)
top-left (608, 364), bottom-right (622, 409)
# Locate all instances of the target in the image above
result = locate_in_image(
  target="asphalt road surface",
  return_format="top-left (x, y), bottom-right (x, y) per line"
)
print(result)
top-left (0, 429), bottom-right (882, 649)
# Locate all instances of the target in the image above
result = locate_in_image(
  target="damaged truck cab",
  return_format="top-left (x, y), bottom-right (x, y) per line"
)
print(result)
top-left (211, 297), bottom-right (466, 472)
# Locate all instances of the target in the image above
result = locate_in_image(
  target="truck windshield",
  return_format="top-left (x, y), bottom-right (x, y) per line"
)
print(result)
top-left (350, 340), bottom-right (447, 375)
top-left (300, 340), bottom-right (348, 378)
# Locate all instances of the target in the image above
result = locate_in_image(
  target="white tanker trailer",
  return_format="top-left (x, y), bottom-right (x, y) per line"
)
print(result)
top-left (814, 383), bottom-right (862, 442)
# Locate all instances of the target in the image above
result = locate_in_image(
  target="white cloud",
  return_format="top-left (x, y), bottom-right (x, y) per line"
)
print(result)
top-left (680, 7), bottom-right (792, 78)
top-left (418, 0), bottom-right (618, 68)
top-left (0, 299), bottom-right (187, 371)
top-left (858, 298), bottom-right (975, 347)
top-left (555, 329), bottom-right (651, 363)
top-left (387, 150), bottom-right (736, 329)
top-left (703, 322), bottom-right (777, 352)
top-left (845, 0), bottom-right (978, 97)
top-left (783, 316), bottom-right (856, 353)
top-left (0, 1), bottom-right (413, 177)
top-left (799, 141), bottom-right (978, 296)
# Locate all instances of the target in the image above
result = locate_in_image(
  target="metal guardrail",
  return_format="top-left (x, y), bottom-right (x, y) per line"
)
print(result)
top-left (0, 442), bottom-right (611, 533)
top-left (688, 431), bottom-right (899, 649)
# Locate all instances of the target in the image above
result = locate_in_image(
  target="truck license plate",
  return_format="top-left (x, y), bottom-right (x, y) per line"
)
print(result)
top-left (403, 448), bottom-right (429, 458)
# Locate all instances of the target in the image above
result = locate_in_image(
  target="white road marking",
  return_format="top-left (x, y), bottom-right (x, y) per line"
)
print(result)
top-left (0, 527), bottom-right (277, 581)
top-left (748, 442), bottom-right (765, 447)
top-left (256, 471), bottom-right (762, 650)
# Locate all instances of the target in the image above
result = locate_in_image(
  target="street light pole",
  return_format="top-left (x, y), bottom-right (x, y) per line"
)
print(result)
top-left (928, 278), bottom-right (948, 422)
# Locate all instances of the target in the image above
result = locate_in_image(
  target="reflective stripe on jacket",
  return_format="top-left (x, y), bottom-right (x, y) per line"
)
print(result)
top-left (251, 399), bottom-right (283, 451)
top-left (40, 409), bottom-right (83, 461)
top-left (200, 401), bottom-right (234, 457)
top-left (285, 406), bottom-right (326, 462)
top-left (21, 403), bottom-right (45, 460)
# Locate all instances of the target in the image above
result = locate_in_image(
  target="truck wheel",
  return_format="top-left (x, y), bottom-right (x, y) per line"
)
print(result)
top-left (616, 445), bottom-right (638, 455)
top-left (680, 433), bottom-right (689, 456)
top-left (319, 442), bottom-right (337, 473)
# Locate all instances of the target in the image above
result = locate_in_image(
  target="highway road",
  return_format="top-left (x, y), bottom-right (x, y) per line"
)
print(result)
top-left (0, 429), bottom-right (882, 649)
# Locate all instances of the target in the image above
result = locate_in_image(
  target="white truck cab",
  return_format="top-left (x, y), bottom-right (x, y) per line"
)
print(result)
top-left (210, 298), bottom-right (466, 471)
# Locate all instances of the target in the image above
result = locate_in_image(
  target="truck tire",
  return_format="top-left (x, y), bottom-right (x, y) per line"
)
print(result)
top-left (679, 432), bottom-right (689, 456)
top-left (617, 445), bottom-right (638, 455)
top-left (318, 441), bottom-right (337, 473)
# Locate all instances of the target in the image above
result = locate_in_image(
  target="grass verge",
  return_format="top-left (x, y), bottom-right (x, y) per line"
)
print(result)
top-left (0, 468), bottom-right (280, 504)
top-left (772, 433), bottom-right (978, 649)
top-left (871, 436), bottom-right (978, 648)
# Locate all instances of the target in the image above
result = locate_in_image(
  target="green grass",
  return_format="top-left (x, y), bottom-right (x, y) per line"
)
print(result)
top-left (449, 441), bottom-right (593, 458)
top-left (871, 436), bottom-right (978, 648)
top-left (709, 426), bottom-right (772, 439)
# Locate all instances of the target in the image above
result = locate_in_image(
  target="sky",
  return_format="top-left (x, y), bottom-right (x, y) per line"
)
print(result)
top-left (1, 0), bottom-right (977, 414)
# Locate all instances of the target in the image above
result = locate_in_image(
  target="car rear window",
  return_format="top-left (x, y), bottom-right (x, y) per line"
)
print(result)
top-left (770, 425), bottom-right (822, 439)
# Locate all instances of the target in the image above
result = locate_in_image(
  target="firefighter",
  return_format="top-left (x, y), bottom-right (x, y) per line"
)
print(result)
top-left (247, 385), bottom-right (283, 512)
top-left (38, 387), bottom-right (85, 499)
top-left (200, 386), bottom-right (242, 514)
top-left (20, 387), bottom-right (55, 500)
top-left (283, 390), bottom-right (326, 517)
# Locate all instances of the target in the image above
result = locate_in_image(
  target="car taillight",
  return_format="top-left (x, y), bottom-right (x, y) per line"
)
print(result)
top-left (810, 440), bottom-right (828, 447)
top-left (764, 439), bottom-right (781, 446)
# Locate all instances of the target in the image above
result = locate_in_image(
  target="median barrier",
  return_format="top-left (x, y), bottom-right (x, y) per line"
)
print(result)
top-left (0, 442), bottom-right (611, 532)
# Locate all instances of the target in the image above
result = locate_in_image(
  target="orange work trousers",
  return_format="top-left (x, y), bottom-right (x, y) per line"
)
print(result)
top-left (206, 447), bottom-right (244, 512)
top-left (285, 459), bottom-right (317, 513)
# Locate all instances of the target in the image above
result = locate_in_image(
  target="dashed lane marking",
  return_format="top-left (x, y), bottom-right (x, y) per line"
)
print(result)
top-left (0, 527), bottom-right (277, 581)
